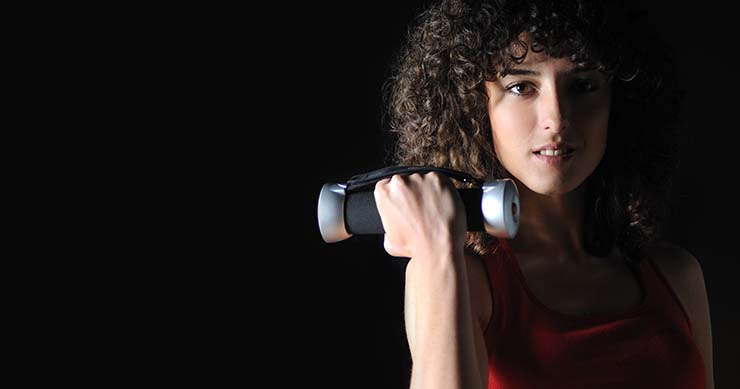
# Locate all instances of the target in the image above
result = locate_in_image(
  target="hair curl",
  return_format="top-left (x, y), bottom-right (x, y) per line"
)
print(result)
top-left (383, 0), bottom-right (684, 260)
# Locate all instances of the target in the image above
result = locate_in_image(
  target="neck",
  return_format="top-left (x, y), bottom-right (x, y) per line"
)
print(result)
top-left (509, 180), bottom-right (591, 264)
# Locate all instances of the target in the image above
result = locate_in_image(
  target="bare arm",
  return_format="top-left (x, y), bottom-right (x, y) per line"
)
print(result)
top-left (403, 252), bottom-right (486, 389)
top-left (679, 251), bottom-right (714, 389)
top-left (375, 172), bottom-right (487, 389)
top-left (649, 243), bottom-right (714, 389)
top-left (404, 253), bottom-right (491, 388)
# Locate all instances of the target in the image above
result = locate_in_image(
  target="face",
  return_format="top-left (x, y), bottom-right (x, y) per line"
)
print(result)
top-left (484, 51), bottom-right (611, 196)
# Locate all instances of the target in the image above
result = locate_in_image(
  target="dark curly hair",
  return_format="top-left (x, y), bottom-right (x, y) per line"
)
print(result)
top-left (383, 0), bottom-right (684, 260)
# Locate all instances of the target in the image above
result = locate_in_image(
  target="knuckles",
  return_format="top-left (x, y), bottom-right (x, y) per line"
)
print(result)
top-left (373, 171), bottom-right (456, 206)
top-left (377, 172), bottom-right (451, 189)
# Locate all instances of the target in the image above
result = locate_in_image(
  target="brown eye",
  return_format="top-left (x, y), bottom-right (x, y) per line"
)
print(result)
top-left (506, 82), bottom-right (535, 96)
top-left (573, 79), bottom-right (599, 93)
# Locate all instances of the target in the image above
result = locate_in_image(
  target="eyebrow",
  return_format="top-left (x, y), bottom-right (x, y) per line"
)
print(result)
top-left (502, 66), bottom-right (600, 77)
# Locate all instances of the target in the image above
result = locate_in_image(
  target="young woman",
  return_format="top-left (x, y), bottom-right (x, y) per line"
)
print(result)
top-left (372, 1), bottom-right (713, 388)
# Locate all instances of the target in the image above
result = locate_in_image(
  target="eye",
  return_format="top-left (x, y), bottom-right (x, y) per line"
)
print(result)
top-left (572, 79), bottom-right (600, 93)
top-left (505, 81), bottom-right (536, 96)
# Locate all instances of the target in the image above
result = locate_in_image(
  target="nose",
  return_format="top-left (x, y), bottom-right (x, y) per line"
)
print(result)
top-left (538, 87), bottom-right (570, 133)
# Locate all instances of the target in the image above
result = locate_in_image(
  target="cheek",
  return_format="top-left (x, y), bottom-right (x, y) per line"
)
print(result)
top-left (488, 104), bottom-right (534, 155)
top-left (572, 97), bottom-right (610, 146)
top-left (582, 93), bottom-right (610, 139)
top-left (587, 107), bottom-right (610, 152)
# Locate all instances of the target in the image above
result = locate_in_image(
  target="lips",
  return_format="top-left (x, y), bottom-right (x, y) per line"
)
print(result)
top-left (532, 142), bottom-right (577, 166)
top-left (532, 142), bottom-right (577, 154)
top-left (534, 148), bottom-right (574, 157)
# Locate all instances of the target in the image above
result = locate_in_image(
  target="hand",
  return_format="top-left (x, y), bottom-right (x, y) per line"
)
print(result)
top-left (373, 172), bottom-right (467, 259)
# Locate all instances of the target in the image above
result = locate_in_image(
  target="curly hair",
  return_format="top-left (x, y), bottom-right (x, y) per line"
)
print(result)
top-left (383, 0), bottom-right (684, 260)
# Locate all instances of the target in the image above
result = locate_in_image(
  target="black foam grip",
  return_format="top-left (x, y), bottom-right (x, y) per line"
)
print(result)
top-left (344, 188), bottom-right (484, 235)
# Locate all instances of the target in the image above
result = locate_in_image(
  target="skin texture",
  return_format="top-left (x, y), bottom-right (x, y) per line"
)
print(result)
top-left (375, 172), bottom-right (481, 388)
top-left (484, 54), bottom-right (611, 197)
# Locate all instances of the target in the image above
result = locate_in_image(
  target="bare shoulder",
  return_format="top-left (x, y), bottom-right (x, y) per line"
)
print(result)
top-left (464, 252), bottom-right (493, 330)
top-left (640, 240), bottom-right (714, 388)
top-left (640, 240), bottom-right (705, 285)
top-left (639, 240), bottom-right (708, 316)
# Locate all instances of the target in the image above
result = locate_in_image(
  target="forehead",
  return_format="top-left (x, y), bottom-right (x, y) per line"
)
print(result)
top-left (503, 33), bottom-right (580, 71)
top-left (515, 52), bottom-right (574, 69)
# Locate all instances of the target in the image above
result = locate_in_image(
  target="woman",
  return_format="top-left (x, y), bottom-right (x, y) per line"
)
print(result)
top-left (373, 0), bottom-right (713, 388)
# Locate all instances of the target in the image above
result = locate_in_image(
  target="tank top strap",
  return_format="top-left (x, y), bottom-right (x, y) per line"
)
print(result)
top-left (480, 240), bottom-right (532, 342)
top-left (640, 256), bottom-right (694, 336)
top-left (484, 240), bottom-right (655, 328)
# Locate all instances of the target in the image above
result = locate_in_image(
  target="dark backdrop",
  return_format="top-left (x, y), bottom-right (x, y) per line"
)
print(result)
top-left (299, 2), bottom-right (739, 387)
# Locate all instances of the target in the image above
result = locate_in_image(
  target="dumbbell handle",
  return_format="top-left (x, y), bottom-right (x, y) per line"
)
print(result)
top-left (317, 179), bottom-right (519, 243)
top-left (344, 189), bottom-right (485, 234)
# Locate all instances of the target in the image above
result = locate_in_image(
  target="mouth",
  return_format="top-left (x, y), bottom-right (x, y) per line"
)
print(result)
top-left (532, 147), bottom-right (575, 165)
top-left (533, 148), bottom-right (575, 157)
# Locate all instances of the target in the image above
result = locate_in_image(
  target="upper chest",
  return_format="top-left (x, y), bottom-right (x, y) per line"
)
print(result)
top-left (515, 256), bottom-right (645, 317)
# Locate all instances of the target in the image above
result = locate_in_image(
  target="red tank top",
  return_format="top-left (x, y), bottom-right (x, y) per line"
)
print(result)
top-left (481, 240), bottom-right (706, 389)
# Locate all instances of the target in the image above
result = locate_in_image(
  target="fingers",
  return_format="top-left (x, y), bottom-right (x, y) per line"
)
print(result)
top-left (375, 175), bottom-right (410, 258)
top-left (373, 171), bottom-right (459, 259)
top-left (383, 234), bottom-right (406, 258)
top-left (375, 172), bottom-right (440, 194)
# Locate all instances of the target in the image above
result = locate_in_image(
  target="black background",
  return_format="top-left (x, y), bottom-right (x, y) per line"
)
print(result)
top-left (298, 1), bottom-right (739, 387)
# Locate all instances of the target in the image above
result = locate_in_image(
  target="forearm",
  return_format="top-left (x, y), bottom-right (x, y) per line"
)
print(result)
top-left (406, 251), bottom-right (484, 389)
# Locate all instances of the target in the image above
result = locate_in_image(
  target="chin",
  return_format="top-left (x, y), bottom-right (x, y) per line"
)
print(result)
top-left (522, 178), bottom-right (583, 196)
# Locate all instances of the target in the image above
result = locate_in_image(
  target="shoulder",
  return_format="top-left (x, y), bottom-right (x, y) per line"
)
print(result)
top-left (639, 240), bottom-right (714, 388)
top-left (639, 240), bottom-right (705, 287)
top-left (639, 240), bottom-right (708, 313)
top-left (464, 252), bottom-right (493, 330)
